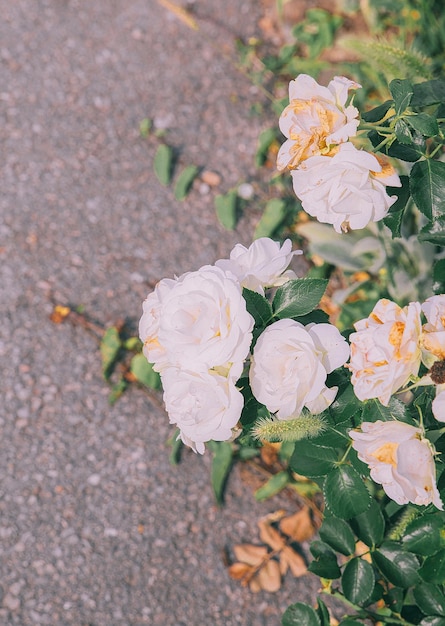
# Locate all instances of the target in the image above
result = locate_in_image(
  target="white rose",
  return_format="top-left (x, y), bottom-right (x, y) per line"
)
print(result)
top-left (215, 237), bottom-right (302, 295)
top-left (139, 265), bottom-right (254, 377)
top-left (291, 143), bottom-right (401, 233)
top-left (348, 299), bottom-right (422, 405)
top-left (161, 367), bottom-right (244, 454)
top-left (421, 294), bottom-right (445, 366)
top-left (249, 319), bottom-right (349, 419)
top-left (432, 386), bottom-right (445, 422)
top-left (277, 74), bottom-right (361, 171)
top-left (350, 420), bottom-right (443, 509)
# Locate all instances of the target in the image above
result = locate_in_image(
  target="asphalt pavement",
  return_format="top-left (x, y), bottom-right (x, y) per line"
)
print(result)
top-left (0, 1), bottom-right (319, 624)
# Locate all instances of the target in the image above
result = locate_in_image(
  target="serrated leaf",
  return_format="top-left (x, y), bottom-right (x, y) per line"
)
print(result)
top-left (254, 198), bottom-right (288, 239)
top-left (419, 617), bottom-right (445, 626)
top-left (342, 557), bottom-right (375, 605)
top-left (323, 465), bottom-right (371, 519)
top-left (419, 549), bottom-right (445, 584)
top-left (373, 542), bottom-right (420, 588)
top-left (411, 79), bottom-right (445, 107)
top-left (319, 517), bottom-right (356, 556)
top-left (418, 216), bottom-right (445, 246)
top-left (208, 441), bottom-right (233, 505)
top-left (383, 175), bottom-right (410, 238)
top-left (414, 583), bottom-right (445, 617)
top-left (215, 190), bottom-right (237, 230)
top-left (130, 353), bottom-right (161, 389)
top-left (410, 160), bottom-right (445, 221)
top-left (154, 143), bottom-right (174, 186)
top-left (350, 499), bottom-right (385, 547)
top-left (361, 100), bottom-right (393, 123)
top-left (406, 113), bottom-right (439, 137)
top-left (361, 397), bottom-right (410, 424)
top-left (100, 326), bottom-right (121, 380)
top-left (308, 540), bottom-right (341, 579)
top-left (282, 602), bottom-right (320, 626)
top-left (402, 513), bottom-right (445, 556)
top-left (390, 78), bottom-right (413, 114)
top-left (272, 278), bottom-right (328, 319)
top-left (290, 442), bottom-right (338, 478)
top-left (254, 470), bottom-right (289, 501)
top-left (242, 288), bottom-right (273, 327)
top-left (174, 165), bottom-right (199, 200)
top-left (395, 119), bottom-right (413, 144)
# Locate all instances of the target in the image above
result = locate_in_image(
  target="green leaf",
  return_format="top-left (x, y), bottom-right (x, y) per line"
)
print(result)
top-left (411, 79), bottom-right (445, 107)
top-left (390, 78), bottom-right (414, 114)
top-left (242, 288), bottom-right (273, 327)
top-left (406, 113), bottom-right (439, 137)
top-left (139, 117), bottom-right (152, 138)
top-left (350, 499), bottom-right (385, 548)
top-left (361, 397), bottom-right (410, 424)
top-left (123, 336), bottom-right (141, 351)
top-left (319, 517), bottom-right (356, 556)
top-left (168, 429), bottom-right (183, 465)
top-left (254, 470), bottom-right (289, 501)
top-left (419, 618), bottom-right (445, 626)
top-left (338, 621), bottom-right (363, 626)
top-left (414, 583), bottom-right (445, 617)
top-left (373, 542), bottom-right (420, 588)
top-left (308, 540), bottom-right (341, 579)
top-left (402, 514), bottom-right (445, 556)
top-left (361, 100), bottom-right (393, 123)
top-left (418, 216), bottom-right (445, 246)
top-left (329, 385), bottom-right (364, 427)
top-left (369, 130), bottom-right (422, 162)
top-left (395, 119), bottom-right (413, 144)
top-left (100, 326), bottom-right (121, 380)
top-left (342, 557), bottom-right (375, 605)
top-left (316, 599), bottom-right (330, 626)
top-left (130, 353), bottom-right (161, 389)
top-left (385, 587), bottom-right (404, 613)
top-left (108, 377), bottom-right (128, 404)
top-left (433, 259), bottom-right (445, 293)
top-left (153, 144), bottom-right (174, 186)
top-left (323, 465), bottom-right (371, 519)
top-left (208, 441), bottom-right (233, 505)
top-left (174, 165), bottom-right (199, 200)
top-left (215, 190), bottom-right (238, 230)
top-left (256, 127), bottom-right (278, 167)
top-left (282, 602), bottom-right (320, 626)
top-left (290, 442), bottom-right (338, 478)
top-left (420, 550), bottom-right (445, 584)
top-left (410, 160), bottom-right (445, 221)
top-left (254, 198), bottom-right (288, 239)
top-left (272, 278), bottom-right (328, 319)
top-left (383, 175), bottom-right (410, 238)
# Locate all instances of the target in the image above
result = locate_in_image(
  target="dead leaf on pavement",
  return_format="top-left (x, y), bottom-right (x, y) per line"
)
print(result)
top-left (279, 545), bottom-right (307, 578)
top-left (279, 506), bottom-right (315, 543)
top-left (49, 304), bottom-right (71, 324)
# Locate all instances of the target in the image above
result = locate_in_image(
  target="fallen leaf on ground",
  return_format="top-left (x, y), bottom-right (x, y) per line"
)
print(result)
top-left (279, 506), bottom-right (315, 542)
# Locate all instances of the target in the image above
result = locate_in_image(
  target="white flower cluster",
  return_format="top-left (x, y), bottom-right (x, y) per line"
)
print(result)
top-left (139, 238), bottom-right (347, 453)
top-left (278, 74), bottom-right (401, 233)
top-left (348, 295), bottom-right (445, 510)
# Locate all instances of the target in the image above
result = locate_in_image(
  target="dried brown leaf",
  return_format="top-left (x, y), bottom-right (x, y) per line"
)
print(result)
top-left (355, 540), bottom-right (372, 563)
top-left (228, 562), bottom-right (253, 582)
top-left (260, 442), bottom-right (280, 466)
top-left (279, 506), bottom-right (315, 543)
top-left (255, 558), bottom-right (282, 592)
top-left (50, 305), bottom-right (71, 324)
top-left (233, 543), bottom-right (268, 567)
top-left (258, 519), bottom-right (285, 552)
top-left (280, 546), bottom-right (307, 578)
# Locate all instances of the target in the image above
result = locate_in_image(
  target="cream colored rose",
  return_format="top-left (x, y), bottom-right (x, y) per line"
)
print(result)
top-left (350, 420), bottom-right (443, 509)
top-left (162, 367), bottom-right (244, 454)
top-left (277, 74), bottom-right (361, 171)
top-left (421, 294), bottom-right (445, 366)
top-left (249, 319), bottom-right (349, 419)
top-left (291, 143), bottom-right (401, 233)
top-left (348, 298), bottom-right (422, 405)
top-left (139, 265), bottom-right (254, 378)
top-left (215, 237), bottom-right (302, 295)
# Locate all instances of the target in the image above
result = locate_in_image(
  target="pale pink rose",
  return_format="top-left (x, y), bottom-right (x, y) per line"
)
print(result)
top-left (432, 386), bottom-right (445, 422)
top-left (161, 367), bottom-right (244, 454)
top-left (291, 143), bottom-right (401, 233)
top-left (139, 265), bottom-right (254, 378)
top-left (421, 294), bottom-right (445, 366)
top-left (215, 237), bottom-right (302, 295)
top-left (277, 74), bottom-right (361, 171)
top-left (350, 420), bottom-right (443, 509)
top-left (249, 319), bottom-right (349, 419)
top-left (349, 299), bottom-right (422, 405)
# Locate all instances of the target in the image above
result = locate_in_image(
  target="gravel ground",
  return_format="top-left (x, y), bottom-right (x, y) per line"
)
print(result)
top-left (0, 1), bottom-right (319, 624)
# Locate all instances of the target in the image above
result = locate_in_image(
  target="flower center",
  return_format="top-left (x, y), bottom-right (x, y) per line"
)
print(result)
top-left (431, 360), bottom-right (445, 384)
top-left (371, 442), bottom-right (399, 467)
